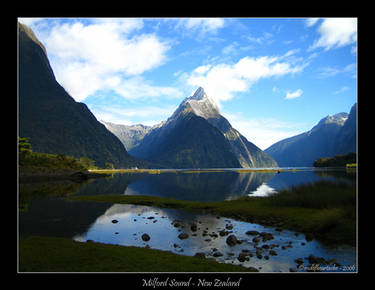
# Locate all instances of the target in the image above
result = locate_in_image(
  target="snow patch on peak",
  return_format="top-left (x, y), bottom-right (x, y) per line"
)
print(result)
top-left (183, 87), bottom-right (220, 119)
top-left (321, 112), bottom-right (349, 126)
top-left (190, 87), bottom-right (206, 100)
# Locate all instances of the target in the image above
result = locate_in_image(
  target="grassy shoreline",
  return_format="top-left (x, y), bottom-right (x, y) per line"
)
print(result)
top-left (70, 180), bottom-right (356, 246)
top-left (19, 180), bottom-right (355, 272)
top-left (19, 236), bottom-right (256, 272)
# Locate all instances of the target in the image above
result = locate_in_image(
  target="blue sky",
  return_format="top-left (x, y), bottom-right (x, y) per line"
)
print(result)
top-left (19, 17), bottom-right (357, 149)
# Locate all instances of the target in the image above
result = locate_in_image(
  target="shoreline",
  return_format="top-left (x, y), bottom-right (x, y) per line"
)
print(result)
top-left (19, 167), bottom-right (109, 183)
top-left (88, 167), bottom-right (301, 174)
top-left (70, 181), bottom-right (356, 247)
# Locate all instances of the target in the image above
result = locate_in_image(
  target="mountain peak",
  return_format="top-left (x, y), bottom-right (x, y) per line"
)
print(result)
top-left (19, 22), bottom-right (47, 56)
top-left (190, 87), bottom-right (206, 100)
top-left (183, 87), bottom-right (220, 119)
top-left (320, 112), bottom-right (348, 126)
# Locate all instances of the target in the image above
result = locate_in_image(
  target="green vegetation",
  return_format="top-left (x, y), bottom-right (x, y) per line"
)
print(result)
top-left (70, 180), bottom-right (356, 246)
top-left (314, 152), bottom-right (356, 167)
top-left (89, 168), bottom-right (164, 174)
top-left (19, 136), bottom-right (97, 171)
top-left (19, 236), bottom-right (256, 272)
top-left (346, 163), bottom-right (357, 168)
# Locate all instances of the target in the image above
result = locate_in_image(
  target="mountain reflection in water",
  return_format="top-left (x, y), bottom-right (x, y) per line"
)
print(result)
top-left (73, 168), bottom-right (355, 202)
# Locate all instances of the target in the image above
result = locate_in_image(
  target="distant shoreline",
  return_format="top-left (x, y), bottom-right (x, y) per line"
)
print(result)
top-left (88, 167), bottom-right (301, 174)
top-left (19, 167), bottom-right (109, 182)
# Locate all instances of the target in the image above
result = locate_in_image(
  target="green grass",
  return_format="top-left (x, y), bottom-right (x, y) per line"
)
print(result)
top-left (19, 151), bottom-right (88, 171)
top-left (19, 236), bottom-right (256, 272)
top-left (70, 181), bottom-right (356, 246)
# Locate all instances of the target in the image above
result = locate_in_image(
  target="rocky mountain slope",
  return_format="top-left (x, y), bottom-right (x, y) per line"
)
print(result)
top-left (101, 121), bottom-right (153, 151)
top-left (265, 104), bottom-right (356, 167)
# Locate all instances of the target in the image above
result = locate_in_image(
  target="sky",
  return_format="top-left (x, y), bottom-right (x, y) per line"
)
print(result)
top-left (18, 17), bottom-right (357, 150)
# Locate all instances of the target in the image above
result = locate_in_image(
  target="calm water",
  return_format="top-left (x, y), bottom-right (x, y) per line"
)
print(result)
top-left (73, 167), bottom-right (355, 201)
top-left (19, 168), bottom-right (356, 272)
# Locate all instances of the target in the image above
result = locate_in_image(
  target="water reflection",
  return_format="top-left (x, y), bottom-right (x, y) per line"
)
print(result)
top-left (19, 168), bottom-right (356, 272)
top-left (250, 183), bottom-right (277, 197)
top-left (72, 168), bottom-right (355, 201)
top-left (73, 203), bottom-right (356, 272)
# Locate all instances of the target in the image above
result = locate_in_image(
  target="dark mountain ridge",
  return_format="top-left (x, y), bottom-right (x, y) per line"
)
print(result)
top-left (265, 104), bottom-right (356, 167)
top-left (18, 22), bottom-right (134, 168)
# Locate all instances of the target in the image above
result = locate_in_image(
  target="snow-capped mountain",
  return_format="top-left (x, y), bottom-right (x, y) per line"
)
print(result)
top-left (106, 87), bottom-right (278, 169)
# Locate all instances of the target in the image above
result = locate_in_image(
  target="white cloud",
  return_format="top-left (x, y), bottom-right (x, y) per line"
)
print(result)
top-left (108, 76), bottom-right (183, 100)
top-left (176, 18), bottom-right (226, 36)
top-left (305, 18), bottom-right (320, 27)
top-left (334, 86), bottom-right (350, 94)
top-left (246, 32), bottom-right (273, 45)
top-left (285, 89), bottom-right (303, 99)
top-left (222, 42), bottom-right (238, 55)
top-left (92, 104), bottom-right (176, 126)
top-left (18, 17), bottom-right (44, 26)
top-left (309, 18), bottom-right (357, 51)
top-left (318, 63), bottom-right (356, 78)
top-left (184, 55), bottom-right (308, 105)
top-left (35, 19), bottom-right (171, 101)
top-left (283, 48), bottom-right (300, 57)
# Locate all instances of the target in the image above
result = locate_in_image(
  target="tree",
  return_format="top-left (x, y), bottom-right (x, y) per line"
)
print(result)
top-left (105, 162), bottom-right (114, 169)
top-left (79, 157), bottom-right (96, 169)
top-left (19, 137), bottom-right (32, 154)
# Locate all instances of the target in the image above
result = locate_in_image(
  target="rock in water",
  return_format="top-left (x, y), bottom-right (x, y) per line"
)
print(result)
top-left (142, 234), bottom-right (150, 241)
top-left (178, 233), bottom-right (189, 239)
top-left (226, 234), bottom-right (238, 246)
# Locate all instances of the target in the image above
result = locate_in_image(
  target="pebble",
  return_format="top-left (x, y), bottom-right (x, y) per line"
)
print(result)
top-left (213, 251), bottom-right (223, 257)
top-left (246, 230), bottom-right (259, 236)
top-left (252, 237), bottom-right (260, 243)
top-left (141, 233), bottom-right (150, 241)
top-left (172, 220), bottom-right (182, 227)
top-left (178, 233), bottom-right (189, 239)
top-left (237, 253), bottom-right (248, 262)
top-left (226, 234), bottom-right (238, 246)
top-left (226, 224), bottom-right (234, 230)
top-left (269, 250), bottom-right (278, 256)
top-left (195, 252), bottom-right (206, 258)
top-left (295, 258), bottom-right (304, 265)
